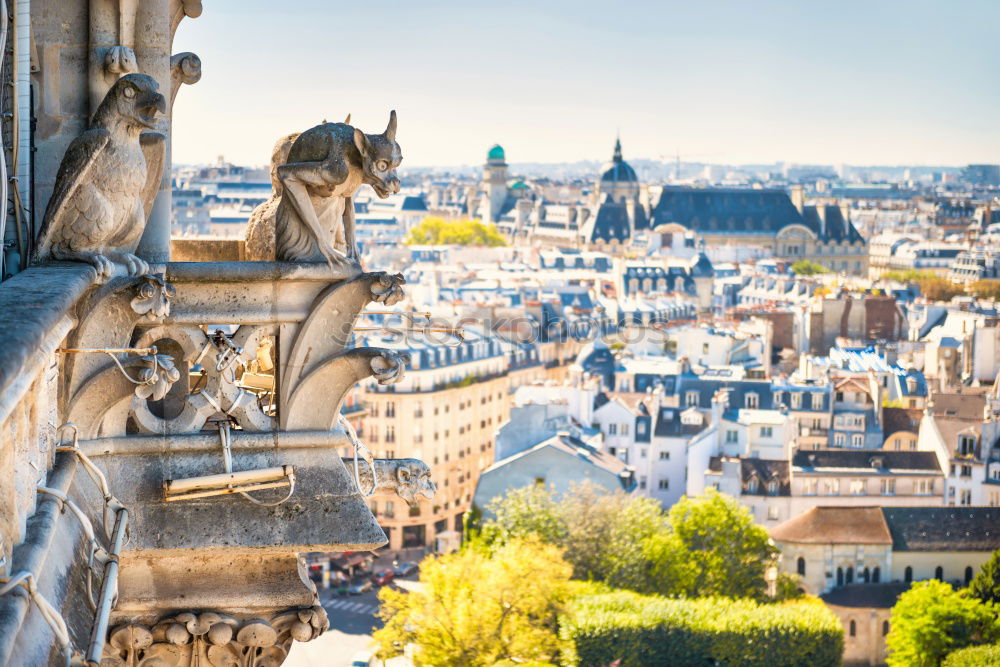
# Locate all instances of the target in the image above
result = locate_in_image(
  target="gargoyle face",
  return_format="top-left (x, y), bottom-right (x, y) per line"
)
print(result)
top-left (395, 461), bottom-right (437, 508)
top-left (354, 111), bottom-right (402, 199)
top-left (113, 73), bottom-right (166, 130)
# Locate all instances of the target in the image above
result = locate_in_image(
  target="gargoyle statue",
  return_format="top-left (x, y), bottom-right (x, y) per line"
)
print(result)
top-left (354, 459), bottom-right (437, 509)
top-left (244, 112), bottom-right (402, 267)
top-left (34, 73), bottom-right (166, 279)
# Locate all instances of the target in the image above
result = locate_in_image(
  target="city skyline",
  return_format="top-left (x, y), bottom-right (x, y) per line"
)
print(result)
top-left (172, 0), bottom-right (1000, 169)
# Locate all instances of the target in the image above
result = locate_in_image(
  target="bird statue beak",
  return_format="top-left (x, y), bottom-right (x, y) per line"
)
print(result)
top-left (136, 91), bottom-right (167, 129)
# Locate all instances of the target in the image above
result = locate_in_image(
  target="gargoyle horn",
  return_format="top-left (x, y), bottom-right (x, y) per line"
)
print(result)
top-left (384, 110), bottom-right (397, 141)
top-left (344, 113), bottom-right (351, 124)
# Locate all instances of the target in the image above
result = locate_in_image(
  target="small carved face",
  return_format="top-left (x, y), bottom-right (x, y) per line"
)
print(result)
top-left (112, 73), bottom-right (167, 130)
top-left (396, 462), bottom-right (436, 508)
top-left (354, 111), bottom-right (402, 198)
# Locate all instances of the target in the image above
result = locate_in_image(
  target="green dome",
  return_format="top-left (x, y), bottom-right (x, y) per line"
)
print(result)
top-left (487, 144), bottom-right (505, 161)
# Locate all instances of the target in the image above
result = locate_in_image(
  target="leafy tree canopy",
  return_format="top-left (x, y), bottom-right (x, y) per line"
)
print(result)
top-left (970, 550), bottom-right (1000, 606)
top-left (373, 538), bottom-right (571, 667)
top-left (969, 280), bottom-right (1000, 301)
top-left (791, 260), bottom-right (830, 276)
top-left (404, 216), bottom-right (507, 246)
top-left (887, 579), bottom-right (1000, 667)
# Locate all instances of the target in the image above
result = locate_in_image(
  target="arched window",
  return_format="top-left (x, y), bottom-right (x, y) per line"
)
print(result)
top-left (882, 620), bottom-right (890, 636)
top-left (873, 567), bottom-right (881, 583)
top-left (797, 557), bottom-right (806, 576)
top-left (849, 620), bottom-right (856, 637)
top-left (837, 567), bottom-right (844, 587)
top-left (846, 567), bottom-right (854, 584)
top-left (904, 566), bottom-right (913, 583)
top-left (863, 567), bottom-right (870, 583)
top-left (965, 566), bottom-right (974, 586)
top-left (935, 566), bottom-right (943, 580)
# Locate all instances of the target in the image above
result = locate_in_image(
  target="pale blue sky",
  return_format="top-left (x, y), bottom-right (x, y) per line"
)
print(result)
top-left (172, 0), bottom-right (1000, 169)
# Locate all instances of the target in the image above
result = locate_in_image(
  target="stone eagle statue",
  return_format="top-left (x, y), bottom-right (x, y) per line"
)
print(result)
top-left (244, 112), bottom-right (402, 266)
top-left (34, 73), bottom-right (166, 279)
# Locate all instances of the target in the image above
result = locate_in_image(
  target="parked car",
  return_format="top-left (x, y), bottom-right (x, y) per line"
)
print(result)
top-left (371, 568), bottom-right (395, 586)
top-left (348, 579), bottom-right (373, 595)
top-left (393, 561), bottom-right (419, 577)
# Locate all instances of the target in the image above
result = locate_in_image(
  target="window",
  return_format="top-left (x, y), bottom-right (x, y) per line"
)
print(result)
top-left (803, 479), bottom-right (818, 495)
top-left (747, 478), bottom-right (759, 493)
top-left (637, 422), bottom-right (646, 435)
top-left (822, 479), bottom-right (840, 495)
top-left (384, 501), bottom-right (395, 519)
top-left (961, 465), bottom-right (972, 478)
top-left (760, 426), bottom-right (773, 438)
top-left (726, 430), bottom-right (738, 443)
top-left (791, 393), bottom-right (802, 409)
top-left (621, 424), bottom-right (630, 436)
top-left (849, 479), bottom-right (866, 495)
top-left (797, 557), bottom-right (806, 576)
top-left (834, 433), bottom-right (846, 447)
top-left (767, 505), bottom-right (779, 520)
top-left (685, 391), bottom-right (699, 407)
top-left (882, 621), bottom-right (890, 637)
top-left (811, 393), bottom-right (823, 410)
top-left (702, 342), bottom-right (709, 354)
top-left (659, 451), bottom-right (670, 460)
top-left (837, 567), bottom-right (844, 587)
top-left (640, 448), bottom-right (648, 459)
top-left (880, 479), bottom-right (896, 495)
top-left (745, 393), bottom-right (759, 409)
top-left (873, 567), bottom-right (880, 583)
top-left (385, 402), bottom-right (395, 417)
top-left (961, 489), bottom-right (972, 505)
top-left (608, 424), bottom-right (617, 435)
top-left (851, 434), bottom-right (864, 448)
top-left (904, 566), bottom-right (913, 583)
top-left (935, 566), bottom-right (943, 580)
top-left (836, 391), bottom-right (844, 402)
top-left (658, 479), bottom-right (669, 490)
top-left (965, 566), bottom-right (974, 585)
top-left (959, 435), bottom-right (976, 456)
top-left (863, 567), bottom-right (870, 583)
top-left (916, 479), bottom-right (933, 494)
top-left (639, 477), bottom-right (646, 490)
top-left (846, 567), bottom-right (854, 584)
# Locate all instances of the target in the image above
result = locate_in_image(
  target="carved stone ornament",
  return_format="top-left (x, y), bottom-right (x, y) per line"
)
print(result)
top-left (369, 272), bottom-right (405, 306)
top-left (356, 459), bottom-right (436, 508)
top-left (244, 112), bottom-right (403, 268)
top-left (33, 73), bottom-right (166, 281)
top-left (130, 274), bottom-right (176, 319)
top-left (133, 354), bottom-right (181, 401)
top-left (101, 606), bottom-right (328, 667)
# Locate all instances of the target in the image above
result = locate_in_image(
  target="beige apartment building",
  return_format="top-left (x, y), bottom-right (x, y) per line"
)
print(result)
top-left (358, 326), bottom-right (551, 550)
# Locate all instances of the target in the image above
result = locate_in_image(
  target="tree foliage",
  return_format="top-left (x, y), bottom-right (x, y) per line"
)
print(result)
top-left (404, 216), bottom-right (507, 246)
top-left (483, 482), bottom-right (665, 590)
top-left (791, 260), bottom-right (830, 276)
top-left (969, 280), bottom-right (1000, 301)
top-left (970, 550), bottom-right (1000, 606)
top-left (483, 484), bottom-right (775, 600)
top-left (887, 580), bottom-right (1000, 667)
top-left (645, 488), bottom-right (778, 600)
top-left (561, 591), bottom-right (843, 667)
top-left (372, 538), bottom-right (572, 666)
top-left (943, 644), bottom-right (1000, 666)
top-left (882, 269), bottom-right (965, 301)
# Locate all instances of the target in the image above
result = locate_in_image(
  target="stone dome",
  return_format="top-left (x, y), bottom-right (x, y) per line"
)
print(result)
top-left (600, 137), bottom-right (637, 183)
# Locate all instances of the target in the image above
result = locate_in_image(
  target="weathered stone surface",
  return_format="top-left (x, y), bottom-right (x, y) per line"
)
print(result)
top-left (244, 113), bottom-right (402, 267)
top-left (33, 74), bottom-right (166, 280)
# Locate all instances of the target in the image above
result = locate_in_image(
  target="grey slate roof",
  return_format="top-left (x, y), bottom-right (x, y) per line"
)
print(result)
top-left (792, 450), bottom-right (941, 472)
top-left (881, 507), bottom-right (1000, 551)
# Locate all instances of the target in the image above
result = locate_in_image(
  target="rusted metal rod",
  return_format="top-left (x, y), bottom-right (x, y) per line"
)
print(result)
top-left (56, 346), bottom-right (157, 355)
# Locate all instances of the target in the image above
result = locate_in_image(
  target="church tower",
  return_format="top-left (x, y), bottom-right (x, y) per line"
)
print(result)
top-left (481, 144), bottom-right (509, 223)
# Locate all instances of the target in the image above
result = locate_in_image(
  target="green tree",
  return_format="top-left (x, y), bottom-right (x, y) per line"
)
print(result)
top-left (969, 280), bottom-right (1000, 301)
top-left (483, 482), bottom-right (666, 590)
top-left (404, 216), bottom-right (507, 246)
top-left (649, 488), bottom-right (778, 600)
top-left (886, 579), bottom-right (1000, 667)
top-left (373, 538), bottom-right (571, 666)
top-left (970, 550), bottom-right (1000, 606)
top-left (882, 270), bottom-right (965, 301)
top-left (791, 260), bottom-right (830, 276)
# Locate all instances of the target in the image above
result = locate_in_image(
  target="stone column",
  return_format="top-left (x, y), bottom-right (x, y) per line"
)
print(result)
top-left (133, 0), bottom-right (173, 264)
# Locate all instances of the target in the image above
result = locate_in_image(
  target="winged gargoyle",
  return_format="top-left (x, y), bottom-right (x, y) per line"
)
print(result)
top-left (244, 112), bottom-right (402, 267)
top-left (34, 73), bottom-right (166, 279)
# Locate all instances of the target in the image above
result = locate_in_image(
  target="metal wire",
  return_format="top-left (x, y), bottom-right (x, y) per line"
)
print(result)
top-left (0, 572), bottom-right (75, 666)
top-left (339, 413), bottom-right (377, 497)
top-left (214, 421), bottom-right (295, 507)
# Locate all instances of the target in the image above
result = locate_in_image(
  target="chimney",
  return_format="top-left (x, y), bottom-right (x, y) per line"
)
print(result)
top-left (790, 185), bottom-right (805, 215)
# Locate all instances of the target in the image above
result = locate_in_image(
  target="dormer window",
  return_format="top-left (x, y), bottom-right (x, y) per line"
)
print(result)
top-left (686, 391), bottom-right (699, 407)
top-left (959, 435), bottom-right (976, 456)
top-left (767, 481), bottom-right (778, 495)
top-left (745, 393), bottom-right (759, 409)
top-left (747, 478), bottom-right (759, 493)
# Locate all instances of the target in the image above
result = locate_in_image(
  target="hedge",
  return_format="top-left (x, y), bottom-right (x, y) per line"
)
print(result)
top-left (943, 644), bottom-right (1000, 666)
top-left (560, 591), bottom-right (843, 667)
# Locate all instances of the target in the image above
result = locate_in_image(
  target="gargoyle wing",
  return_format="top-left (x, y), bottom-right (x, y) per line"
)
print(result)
top-left (33, 128), bottom-right (111, 260)
top-left (140, 132), bottom-right (166, 219)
